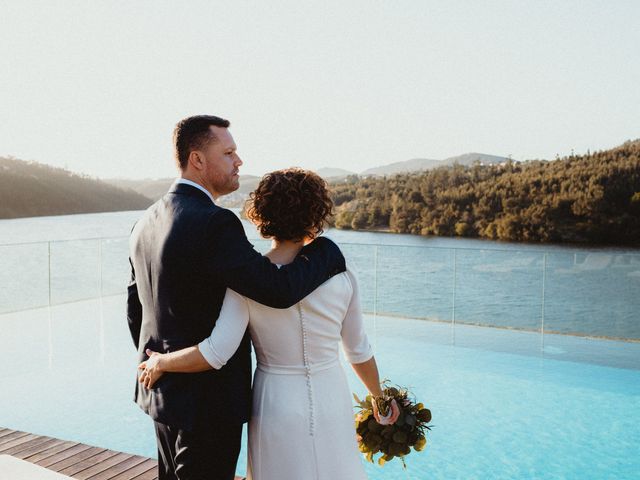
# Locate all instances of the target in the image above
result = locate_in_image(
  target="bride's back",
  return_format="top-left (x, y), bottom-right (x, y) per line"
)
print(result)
top-left (244, 270), bottom-right (354, 369)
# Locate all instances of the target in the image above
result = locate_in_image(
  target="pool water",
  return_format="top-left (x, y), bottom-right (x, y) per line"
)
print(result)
top-left (0, 296), bottom-right (639, 479)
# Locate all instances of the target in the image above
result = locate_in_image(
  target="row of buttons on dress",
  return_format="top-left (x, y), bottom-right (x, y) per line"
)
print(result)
top-left (297, 302), bottom-right (315, 437)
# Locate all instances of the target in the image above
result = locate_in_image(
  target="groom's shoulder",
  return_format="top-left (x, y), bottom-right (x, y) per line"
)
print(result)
top-left (147, 190), bottom-right (244, 234)
top-left (159, 189), bottom-right (219, 218)
top-left (204, 207), bottom-right (245, 233)
top-left (198, 208), bottom-right (249, 253)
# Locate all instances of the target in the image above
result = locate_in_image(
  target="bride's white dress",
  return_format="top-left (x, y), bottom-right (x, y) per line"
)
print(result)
top-left (198, 268), bottom-right (371, 480)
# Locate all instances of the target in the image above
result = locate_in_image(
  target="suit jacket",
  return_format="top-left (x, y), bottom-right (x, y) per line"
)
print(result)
top-left (127, 182), bottom-right (345, 431)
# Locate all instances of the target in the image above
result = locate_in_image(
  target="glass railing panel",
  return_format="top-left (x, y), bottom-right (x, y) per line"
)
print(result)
top-left (544, 252), bottom-right (640, 340)
top-left (2, 235), bottom-right (638, 356)
top-left (441, 248), bottom-right (540, 358)
top-left (0, 308), bottom-right (51, 376)
top-left (49, 300), bottom-right (102, 366)
top-left (373, 245), bottom-right (455, 322)
top-left (100, 238), bottom-right (130, 296)
top-left (340, 244), bottom-right (379, 338)
top-left (453, 248), bottom-right (543, 331)
top-left (0, 242), bottom-right (49, 313)
top-left (340, 243), bottom-right (377, 313)
top-left (49, 239), bottom-right (101, 305)
top-left (101, 295), bottom-right (139, 361)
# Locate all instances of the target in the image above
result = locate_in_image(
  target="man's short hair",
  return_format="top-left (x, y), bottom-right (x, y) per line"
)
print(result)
top-left (173, 115), bottom-right (231, 170)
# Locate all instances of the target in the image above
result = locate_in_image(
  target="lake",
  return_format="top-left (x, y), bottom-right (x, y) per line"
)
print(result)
top-left (1, 210), bottom-right (639, 341)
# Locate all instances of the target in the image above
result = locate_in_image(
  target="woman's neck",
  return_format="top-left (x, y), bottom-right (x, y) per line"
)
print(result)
top-left (266, 239), bottom-right (306, 265)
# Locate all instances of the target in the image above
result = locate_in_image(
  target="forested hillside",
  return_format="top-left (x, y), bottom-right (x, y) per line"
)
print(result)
top-left (328, 141), bottom-right (640, 245)
top-left (0, 157), bottom-right (152, 218)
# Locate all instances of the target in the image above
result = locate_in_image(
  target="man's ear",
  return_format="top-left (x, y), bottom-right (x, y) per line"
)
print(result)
top-left (188, 151), bottom-right (203, 170)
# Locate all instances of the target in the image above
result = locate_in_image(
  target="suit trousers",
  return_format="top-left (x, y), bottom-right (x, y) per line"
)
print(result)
top-left (154, 421), bottom-right (243, 480)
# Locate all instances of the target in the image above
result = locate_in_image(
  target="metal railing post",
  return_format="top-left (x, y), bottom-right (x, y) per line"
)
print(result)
top-left (99, 239), bottom-right (105, 363)
top-left (451, 248), bottom-right (457, 345)
top-left (540, 252), bottom-right (547, 353)
top-left (373, 245), bottom-right (379, 353)
top-left (98, 239), bottom-right (103, 297)
top-left (47, 241), bottom-right (52, 306)
top-left (47, 241), bottom-right (53, 368)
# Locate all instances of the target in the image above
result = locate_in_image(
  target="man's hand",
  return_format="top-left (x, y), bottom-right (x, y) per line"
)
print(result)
top-left (138, 348), bottom-right (165, 389)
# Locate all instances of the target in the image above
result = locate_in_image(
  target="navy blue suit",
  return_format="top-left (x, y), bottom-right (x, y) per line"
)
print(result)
top-left (127, 182), bottom-right (345, 479)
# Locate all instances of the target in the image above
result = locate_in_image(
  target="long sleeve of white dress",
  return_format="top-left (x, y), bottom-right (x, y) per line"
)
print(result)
top-left (197, 288), bottom-right (249, 369)
top-left (198, 267), bottom-right (372, 369)
top-left (340, 268), bottom-right (374, 364)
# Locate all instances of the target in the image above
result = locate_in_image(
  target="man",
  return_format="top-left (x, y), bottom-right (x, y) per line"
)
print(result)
top-left (127, 115), bottom-right (345, 480)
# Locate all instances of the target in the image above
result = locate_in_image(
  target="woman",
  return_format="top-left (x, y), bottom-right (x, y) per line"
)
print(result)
top-left (138, 168), bottom-right (397, 479)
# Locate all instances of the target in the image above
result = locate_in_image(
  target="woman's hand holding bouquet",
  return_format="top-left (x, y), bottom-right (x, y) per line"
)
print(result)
top-left (354, 382), bottom-right (432, 468)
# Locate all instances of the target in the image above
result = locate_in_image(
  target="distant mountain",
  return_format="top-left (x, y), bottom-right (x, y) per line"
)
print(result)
top-left (105, 177), bottom-right (174, 201)
top-left (106, 170), bottom-right (356, 207)
top-left (105, 175), bottom-right (262, 203)
top-left (361, 158), bottom-right (441, 176)
top-left (100, 154), bottom-right (508, 208)
top-left (104, 175), bottom-right (263, 209)
top-left (0, 157), bottom-right (152, 219)
top-left (441, 153), bottom-right (509, 167)
top-left (361, 153), bottom-right (509, 176)
top-left (316, 167), bottom-right (356, 180)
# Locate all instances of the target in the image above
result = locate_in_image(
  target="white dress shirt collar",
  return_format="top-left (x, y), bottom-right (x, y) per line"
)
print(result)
top-left (175, 178), bottom-right (215, 204)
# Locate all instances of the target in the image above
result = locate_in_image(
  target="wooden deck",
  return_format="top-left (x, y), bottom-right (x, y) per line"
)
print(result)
top-left (0, 427), bottom-right (158, 479)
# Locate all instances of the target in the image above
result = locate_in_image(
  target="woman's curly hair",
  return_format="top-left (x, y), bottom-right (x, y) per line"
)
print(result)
top-left (246, 168), bottom-right (333, 242)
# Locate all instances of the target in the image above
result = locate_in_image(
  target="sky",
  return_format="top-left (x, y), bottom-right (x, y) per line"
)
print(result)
top-left (1, 0), bottom-right (639, 179)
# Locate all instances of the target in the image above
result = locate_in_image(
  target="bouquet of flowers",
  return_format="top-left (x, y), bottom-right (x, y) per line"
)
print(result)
top-left (353, 382), bottom-right (431, 468)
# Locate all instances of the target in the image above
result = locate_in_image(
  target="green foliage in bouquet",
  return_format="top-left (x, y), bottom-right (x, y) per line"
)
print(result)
top-left (353, 382), bottom-right (432, 468)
